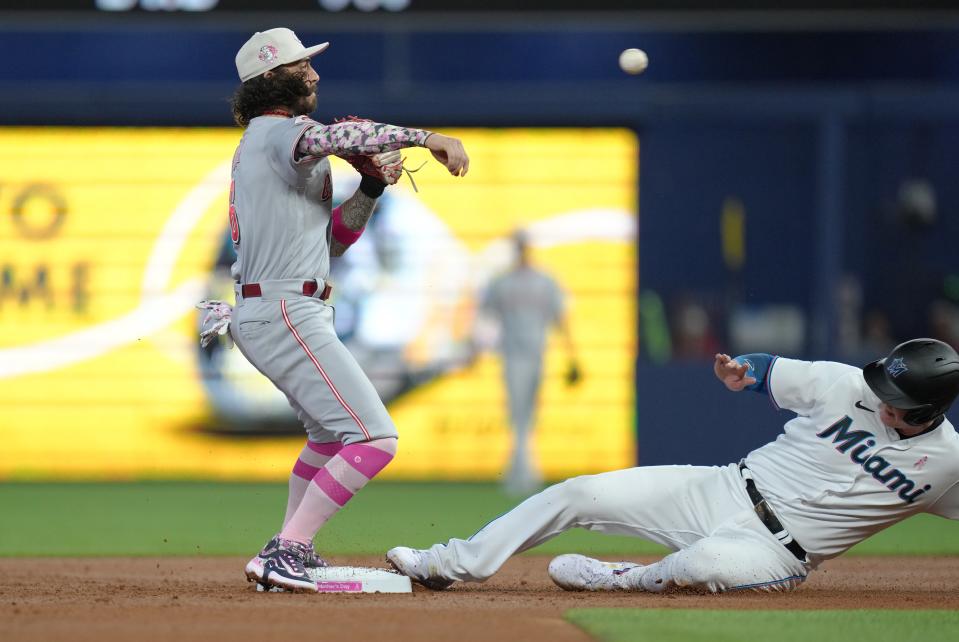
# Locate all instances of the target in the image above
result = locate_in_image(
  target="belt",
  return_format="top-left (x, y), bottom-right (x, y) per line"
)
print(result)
top-left (240, 280), bottom-right (332, 301)
top-left (739, 463), bottom-right (807, 561)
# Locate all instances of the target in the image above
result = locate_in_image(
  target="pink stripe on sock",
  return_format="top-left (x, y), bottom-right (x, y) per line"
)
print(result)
top-left (313, 468), bottom-right (353, 507)
top-left (307, 441), bottom-right (343, 457)
top-left (340, 444), bottom-right (395, 479)
top-left (292, 459), bottom-right (321, 481)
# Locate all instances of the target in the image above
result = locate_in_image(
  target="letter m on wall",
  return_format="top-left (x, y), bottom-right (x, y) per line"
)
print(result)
top-left (0, 265), bottom-right (53, 309)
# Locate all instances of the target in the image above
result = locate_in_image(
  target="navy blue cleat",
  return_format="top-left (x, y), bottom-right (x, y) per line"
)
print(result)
top-left (252, 538), bottom-right (319, 592)
top-left (245, 534), bottom-right (328, 587)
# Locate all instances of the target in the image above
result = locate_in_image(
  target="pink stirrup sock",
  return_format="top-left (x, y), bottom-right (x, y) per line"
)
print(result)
top-left (280, 437), bottom-right (397, 544)
top-left (282, 440), bottom-right (344, 528)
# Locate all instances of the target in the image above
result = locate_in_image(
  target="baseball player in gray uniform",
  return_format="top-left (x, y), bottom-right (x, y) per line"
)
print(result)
top-left (480, 230), bottom-right (578, 495)
top-left (388, 338), bottom-right (959, 593)
top-left (226, 28), bottom-right (469, 592)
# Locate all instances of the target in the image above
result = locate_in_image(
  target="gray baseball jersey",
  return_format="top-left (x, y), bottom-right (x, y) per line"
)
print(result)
top-left (482, 266), bottom-right (564, 358)
top-left (227, 115), bottom-right (426, 444)
top-left (229, 115), bottom-right (334, 286)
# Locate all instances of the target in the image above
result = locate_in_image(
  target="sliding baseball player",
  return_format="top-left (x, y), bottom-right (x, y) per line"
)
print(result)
top-left (388, 338), bottom-right (959, 593)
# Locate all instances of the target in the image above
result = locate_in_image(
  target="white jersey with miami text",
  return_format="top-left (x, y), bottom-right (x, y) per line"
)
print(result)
top-left (743, 357), bottom-right (959, 566)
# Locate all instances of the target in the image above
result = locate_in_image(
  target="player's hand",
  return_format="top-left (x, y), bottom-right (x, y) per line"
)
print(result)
top-left (425, 134), bottom-right (469, 176)
top-left (714, 353), bottom-right (756, 392)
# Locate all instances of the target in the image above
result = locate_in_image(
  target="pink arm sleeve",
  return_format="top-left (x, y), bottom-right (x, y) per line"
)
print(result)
top-left (296, 120), bottom-right (432, 160)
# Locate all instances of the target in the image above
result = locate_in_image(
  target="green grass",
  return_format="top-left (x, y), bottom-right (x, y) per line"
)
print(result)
top-left (565, 609), bottom-right (959, 642)
top-left (0, 482), bottom-right (661, 556)
top-left (0, 482), bottom-right (956, 557)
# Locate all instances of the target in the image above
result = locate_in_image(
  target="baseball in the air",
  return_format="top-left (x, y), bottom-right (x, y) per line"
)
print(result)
top-left (618, 48), bottom-right (648, 75)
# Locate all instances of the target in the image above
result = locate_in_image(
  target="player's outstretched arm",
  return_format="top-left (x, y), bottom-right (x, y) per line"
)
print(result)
top-left (295, 119), bottom-right (461, 161)
top-left (297, 120), bottom-right (432, 160)
top-left (296, 121), bottom-right (469, 178)
top-left (714, 353), bottom-right (757, 392)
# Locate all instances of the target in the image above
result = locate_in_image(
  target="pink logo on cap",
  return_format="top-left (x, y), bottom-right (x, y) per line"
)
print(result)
top-left (258, 44), bottom-right (278, 63)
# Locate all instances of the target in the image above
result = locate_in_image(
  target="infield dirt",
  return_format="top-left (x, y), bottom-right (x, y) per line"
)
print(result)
top-left (2, 556), bottom-right (958, 642)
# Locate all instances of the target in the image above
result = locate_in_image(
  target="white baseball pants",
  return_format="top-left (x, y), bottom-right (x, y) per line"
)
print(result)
top-left (426, 463), bottom-right (810, 592)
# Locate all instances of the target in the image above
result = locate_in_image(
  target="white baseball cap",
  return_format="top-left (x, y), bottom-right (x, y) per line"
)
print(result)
top-left (235, 28), bottom-right (329, 82)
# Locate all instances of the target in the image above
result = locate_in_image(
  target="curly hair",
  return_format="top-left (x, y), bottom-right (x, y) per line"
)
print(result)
top-left (230, 68), bottom-right (313, 128)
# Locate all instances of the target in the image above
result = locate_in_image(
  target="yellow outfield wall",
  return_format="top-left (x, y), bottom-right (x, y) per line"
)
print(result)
top-left (0, 127), bottom-right (637, 480)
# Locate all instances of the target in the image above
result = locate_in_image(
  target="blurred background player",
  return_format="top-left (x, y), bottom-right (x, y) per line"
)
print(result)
top-left (388, 338), bottom-right (959, 593)
top-left (478, 229), bottom-right (580, 495)
top-left (225, 28), bottom-right (469, 592)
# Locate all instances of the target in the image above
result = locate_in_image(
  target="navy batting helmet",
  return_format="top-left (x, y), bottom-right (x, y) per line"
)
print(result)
top-left (863, 338), bottom-right (959, 425)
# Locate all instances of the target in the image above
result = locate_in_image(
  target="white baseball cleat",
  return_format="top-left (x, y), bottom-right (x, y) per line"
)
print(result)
top-left (548, 554), bottom-right (645, 591)
top-left (386, 546), bottom-right (454, 590)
